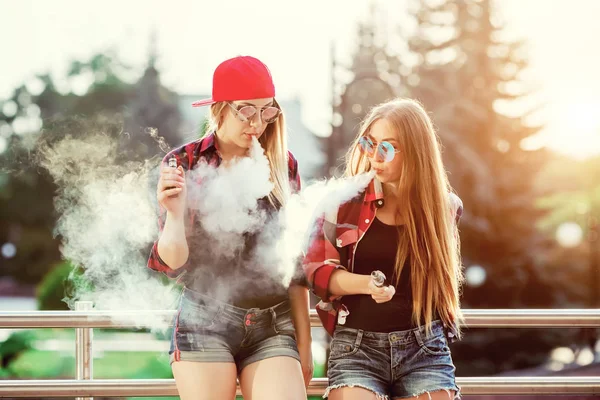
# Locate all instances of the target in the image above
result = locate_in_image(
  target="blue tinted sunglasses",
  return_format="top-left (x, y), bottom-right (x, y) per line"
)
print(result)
top-left (358, 136), bottom-right (401, 162)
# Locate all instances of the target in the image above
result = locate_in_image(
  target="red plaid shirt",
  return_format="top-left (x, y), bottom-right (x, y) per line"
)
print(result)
top-left (303, 178), bottom-right (463, 338)
top-left (147, 132), bottom-right (301, 279)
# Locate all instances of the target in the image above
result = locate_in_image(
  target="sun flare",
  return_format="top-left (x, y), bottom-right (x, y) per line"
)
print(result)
top-left (546, 100), bottom-right (600, 159)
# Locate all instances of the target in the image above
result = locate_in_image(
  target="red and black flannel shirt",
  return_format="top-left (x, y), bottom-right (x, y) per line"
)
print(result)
top-left (147, 132), bottom-right (301, 280)
top-left (302, 177), bottom-right (464, 338)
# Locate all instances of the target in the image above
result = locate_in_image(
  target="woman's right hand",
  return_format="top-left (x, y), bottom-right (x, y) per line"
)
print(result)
top-left (157, 163), bottom-right (186, 216)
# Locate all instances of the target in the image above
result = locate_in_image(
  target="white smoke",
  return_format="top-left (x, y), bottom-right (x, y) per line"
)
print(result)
top-left (256, 170), bottom-right (376, 286)
top-left (185, 138), bottom-right (273, 255)
top-left (40, 130), bottom-right (375, 329)
top-left (40, 133), bottom-right (179, 330)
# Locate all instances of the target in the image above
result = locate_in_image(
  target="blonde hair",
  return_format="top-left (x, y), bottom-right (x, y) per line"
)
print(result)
top-left (207, 100), bottom-right (291, 208)
top-left (345, 98), bottom-right (464, 337)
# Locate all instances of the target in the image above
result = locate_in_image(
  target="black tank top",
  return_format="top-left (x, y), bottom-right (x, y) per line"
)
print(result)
top-left (342, 217), bottom-right (419, 332)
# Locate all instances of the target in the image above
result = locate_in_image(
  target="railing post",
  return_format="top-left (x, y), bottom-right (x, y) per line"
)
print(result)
top-left (75, 301), bottom-right (93, 400)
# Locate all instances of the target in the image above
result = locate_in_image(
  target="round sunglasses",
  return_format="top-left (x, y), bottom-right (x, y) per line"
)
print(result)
top-left (227, 102), bottom-right (281, 124)
top-left (358, 136), bottom-right (401, 162)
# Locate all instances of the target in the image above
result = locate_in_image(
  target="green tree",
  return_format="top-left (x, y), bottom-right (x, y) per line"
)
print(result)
top-left (125, 35), bottom-right (183, 158)
top-left (400, 0), bottom-right (563, 375)
top-left (0, 48), bottom-right (182, 292)
top-left (0, 132), bottom-right (62, 284)
top-left (327, 5), bottom-right (407, 176)
top-left (537, 155), bottom-right (600, 306)
top-left (405, 0), bottom-right (545, 289)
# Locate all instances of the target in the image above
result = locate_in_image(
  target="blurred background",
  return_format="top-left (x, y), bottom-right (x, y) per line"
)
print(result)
top-left (1, 0), bottom-right (600, 399)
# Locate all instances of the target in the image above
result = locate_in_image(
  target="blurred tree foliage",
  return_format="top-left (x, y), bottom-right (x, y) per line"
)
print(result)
top-left (333, 0), bottom-right (592, 375)
top-left (536, 155), bottom-right (600, 311)
top-left (0, 48), bottom-right (182, 287)
top-left (36, 260), bottom-right (93, 311)
top-left (537, 156), bottom-right (600, 235)
top-left (405, 0), bottom-right (574, 376)
top-left (0, 331), bottom-right (34, 371)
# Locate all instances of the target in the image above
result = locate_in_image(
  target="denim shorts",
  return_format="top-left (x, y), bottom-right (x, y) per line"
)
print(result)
top-left (326, 320), bottom-right (459, 399)
top-left (170, 288), bottom-right (300, 373)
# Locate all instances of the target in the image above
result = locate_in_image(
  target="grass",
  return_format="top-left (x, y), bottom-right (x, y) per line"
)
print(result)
top-left (3, 328), bottom-right (326, 399)
top-left (8, 350), bottom-right (172, 379)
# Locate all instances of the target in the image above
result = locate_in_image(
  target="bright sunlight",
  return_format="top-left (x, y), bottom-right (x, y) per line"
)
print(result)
top-left (546, 99), bottom-right (600, 159)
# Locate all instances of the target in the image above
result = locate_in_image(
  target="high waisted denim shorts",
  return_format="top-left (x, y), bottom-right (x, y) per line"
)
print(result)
top-left (326, 320), bottom-right (460, 399)
top-left (170, 288), bottom-right (300, 373)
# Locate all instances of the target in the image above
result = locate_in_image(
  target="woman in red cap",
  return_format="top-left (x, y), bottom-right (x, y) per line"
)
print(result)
top-left (304, 98), bottom-right (463, 399)
top-left (148, 56), bottom-right (312, 399)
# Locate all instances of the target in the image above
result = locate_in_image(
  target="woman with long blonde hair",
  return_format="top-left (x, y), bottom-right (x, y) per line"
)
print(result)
top-left (304, 98), bottom-right (463, 399)
top-left (148, 56), bottom-right (312, 400)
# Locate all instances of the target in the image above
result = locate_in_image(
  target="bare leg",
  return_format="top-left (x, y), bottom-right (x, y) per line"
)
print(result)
top-left (394, 389), bottom-right (456, 400)
top-left (329, 386), bottom-right (383, 399)
top-left (239, 356), bottom-right (306, 400)
top-left (172, 361), bottom-right (237, 400)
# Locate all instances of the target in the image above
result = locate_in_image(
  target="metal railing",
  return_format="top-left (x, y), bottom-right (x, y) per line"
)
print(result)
top-left (75, 301), bottom-right (93, 400)
top-left (2, 377), bottom-right (600, 397)
top-left (3, 308), bottom-right (600, 329)
top-left (1, 307), bottom-right (600, 397)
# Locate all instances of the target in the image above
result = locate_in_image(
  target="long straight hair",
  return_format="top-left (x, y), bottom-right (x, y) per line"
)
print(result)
top-left (346, 98), bottom-right (464, 337)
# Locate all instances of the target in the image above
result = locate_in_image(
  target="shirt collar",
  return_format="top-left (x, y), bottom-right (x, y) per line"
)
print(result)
top-left (363, 177), bottom-right (384, 206)
top-left (199, 131), bottom-right (218, 153)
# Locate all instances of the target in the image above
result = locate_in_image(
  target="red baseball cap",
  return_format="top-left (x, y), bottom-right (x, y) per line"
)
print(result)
top-left (192, 56), bottom-right (276, 107)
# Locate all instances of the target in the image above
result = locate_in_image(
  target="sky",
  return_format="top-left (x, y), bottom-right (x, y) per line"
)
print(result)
top-left (1, 0), bottom-right (600, 158)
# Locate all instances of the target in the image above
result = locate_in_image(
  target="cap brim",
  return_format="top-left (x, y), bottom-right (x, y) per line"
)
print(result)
top-left (192, 98), bottom-right (216, 107)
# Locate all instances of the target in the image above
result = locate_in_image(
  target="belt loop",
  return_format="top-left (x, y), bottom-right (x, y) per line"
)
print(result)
top-left (413, 326), bottom-right (423, 345)
top-left (270, 308), bottom-right (278, 333)
top-left (355, 329), bottom-right (364, 347)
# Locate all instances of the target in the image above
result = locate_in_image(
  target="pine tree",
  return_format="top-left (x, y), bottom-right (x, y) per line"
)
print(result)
top-left (125, 32), bottom-right (182, 160)
top-left (403, 0), bottom-right (568, 375)
top-left (327, 5), bottom-right (406, 176)
top-left (0, 48), bottom-right (175, 286)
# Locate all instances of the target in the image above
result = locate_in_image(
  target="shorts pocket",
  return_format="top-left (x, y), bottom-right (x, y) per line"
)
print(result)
top-left (273, 310), bottom-right (296, 336)
top-left (415, 331), bottom-right (451, 356)
top-left (177, 296), bottom-right (222, 332)
top-left (329, 337), bottom-right (360, 359)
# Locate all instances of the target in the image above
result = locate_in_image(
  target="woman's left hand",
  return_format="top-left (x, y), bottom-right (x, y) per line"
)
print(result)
top-left (368, 278), bottom-right (396, 303)
top-left (297, 339), bottom-right (314, 388)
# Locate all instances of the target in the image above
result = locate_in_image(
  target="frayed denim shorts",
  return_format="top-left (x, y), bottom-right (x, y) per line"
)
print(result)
top-left (326, 320), bottom-right (460, 399)
top-left (170, 288), bottom-right (300, 373)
